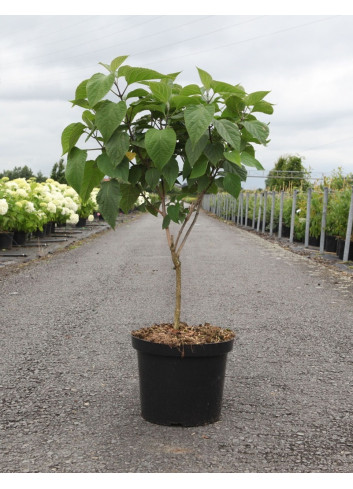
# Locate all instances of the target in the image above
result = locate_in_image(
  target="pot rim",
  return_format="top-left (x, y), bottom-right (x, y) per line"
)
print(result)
top-left (131, 334), bottom-right (234, 358)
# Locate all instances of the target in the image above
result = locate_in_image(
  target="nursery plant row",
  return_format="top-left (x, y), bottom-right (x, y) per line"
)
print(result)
top-left (202, 187), bottom-right (353, 262)
top-left (0, 176), bottom-right (148, 250)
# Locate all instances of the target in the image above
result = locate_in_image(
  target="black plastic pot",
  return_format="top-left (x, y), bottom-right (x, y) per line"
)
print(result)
top-left (324, 235), bottom-right (338, 253)
top-left (131, 335), bottom-right (234, 427)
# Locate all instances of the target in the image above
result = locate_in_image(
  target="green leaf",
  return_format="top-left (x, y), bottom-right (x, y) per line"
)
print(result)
top-left (145, 128), bottom-right (176, 171)
top-left (106, 130), bottom-right (130, 166)
top-left (167, 203), bottom-right (180, 223)
top-left (197, 67), bottom-right (212, 90)
top-left (145, 168), bottom-right (160, 190)
top-left (110, 55), bottom-right (129, 72)
top-left (214, 119), bottom-right (241, 151)
top-left (125, 67), bottom-right (166, 85)
top-left (211, 80), bottom-right (245, 96)
top-left (75, 79), bottom-right (88, 100)
top-left (126, 88), bottom-right (149, 99)
top-left (197, 174), bottom-right (211, 192)
top-left (242, 120), bottom-right (269, 145)
top-left (240, 151), bottom-right (264, 170)
top-left (86, 73), bottom-right (115, 107)
top-left (61, 122), bottom-right (86, 155)
top-left (70, 99), bottom-right (90, 109)
top-left (251, 101), bottom-right (274, 115)
top-left (114, 157), bottom-right (130, 182)
top-left (96, 180), bottom-right (121, 229)
top-left (97, 153), bottom-right (129, 180)
top-left (146, 202), bottom-right (159, 217)
top-left (95, 100), bottom-right (127, 141)
top-left (185, 135), bottom-right (208, 167)
top-left (119, 184), bottom-right (140, 213)
top-left (203, 142), bottom-right (224, 166)
top-left (223, 172), bottom-right (241, 199)
top-left (184, 104), bottom-right (214, 145)
top-left (65, 147), bottom-right (87, 195)
top-left (82, 110), bottom-right (95, 128)
top-left (162, 215), bottom-right (171, 229)
top-left (223, 150), bottom-right (241, 166)
top-left (128, 165), bottom-right (143, 185)
top-left (223, 161), bottom-right (247, 181)
top-left (148, 81), bottom-right (172, 103)
top-left (162, 158), bottom-right (179, 190)
top-left (224, 95), bottom-right (245, 116)
top-left (189, 155), bottom-right (208, 179)
top-left (80, 160), bottom-right (104, 202)
top-left (179, 84), bottom-right (202, 96)
top-left (244, 91), bottom-right (270, 106)
top-left (170, 95), bottom-right (202, 110)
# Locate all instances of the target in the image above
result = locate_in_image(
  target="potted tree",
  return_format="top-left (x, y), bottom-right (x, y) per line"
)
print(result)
top-left (62, 56), bottom-right (273, 426)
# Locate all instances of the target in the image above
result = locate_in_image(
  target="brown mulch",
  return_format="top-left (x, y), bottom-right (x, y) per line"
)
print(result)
top-left (131, 322), bottom-right (235, 347)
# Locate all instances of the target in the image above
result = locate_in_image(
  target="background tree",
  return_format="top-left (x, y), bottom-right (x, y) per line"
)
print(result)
top-left (265, 154), bottom-right (309, 190)
top-left (50, 159), bottom-right (67, 184)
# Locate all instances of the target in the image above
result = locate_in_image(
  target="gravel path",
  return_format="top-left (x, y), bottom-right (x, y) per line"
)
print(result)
top-left (1, 210), bottom-right (353, 473)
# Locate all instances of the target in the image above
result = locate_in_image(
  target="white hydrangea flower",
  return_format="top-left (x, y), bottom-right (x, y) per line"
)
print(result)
top-left (0, 198), bottom-right (8, 215)
top-left (67, 212), bottom-right (79, 224)
top-left (47, 202), bottom-right (57, 213)
top-left (15, 188), bottom-right (28, 198)
top-left (88, 214), bottom-right (94, 221)
top-left (25, 201), bottom-right (36, 213)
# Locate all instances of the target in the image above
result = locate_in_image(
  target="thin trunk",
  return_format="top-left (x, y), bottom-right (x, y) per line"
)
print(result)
top-left (172, 252), bottom-right (182, 330)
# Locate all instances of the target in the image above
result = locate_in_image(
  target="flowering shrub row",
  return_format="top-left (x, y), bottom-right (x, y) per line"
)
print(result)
top-left (0, 177), bottom-right (98, 233)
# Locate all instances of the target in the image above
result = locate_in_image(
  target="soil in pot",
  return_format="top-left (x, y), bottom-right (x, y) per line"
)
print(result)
top-left (131, 323), bottom-right (235, 427)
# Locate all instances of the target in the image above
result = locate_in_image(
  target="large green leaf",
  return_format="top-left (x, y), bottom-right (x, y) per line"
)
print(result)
top-left (119, 183), bottom-right (140, 213)
top-left (203, 142), bottom-right (224, 166)
top-left (124, 67), bottom-right (165, 85)
top-left (61, 122), bottom-right (86, 155)
top-left (145, 168), bottom-right (160, 190)
top-left (185, 135), bottom-right (208, 167)
top-left (145, 128), bottom-right (176, 171)
top-left (97, 153), bottom-right (129, 180)
top-left (95, 100), bottom-right (127, 141)
top-left (184, 104), bottom-right (214, 145)
top-left (197, 67), bottom-right (212, 90)
top-left (223, 161), bottom-right (247, 181)
top-left (106, 130), bottom-right (130, 166)
top-left (179, 84), bottom-right (202, 96)
top-left (242, 120), bottom-right (269, 145)
top-left (75, 79), bottom-right (88, 100)
top-left (128, 165), bottom-right (143, 185)
top-left (223, 150), bottom-right (241, 166)
top-left (86, 73), bottom-right (115, 107)
top-left (251, 101), bottom-right (274, 115)
top-left (211, 80), bottom-right (245, 96)
top-left (96, 179), bottom-right (121, 229)
top-left (162, 158), bottom-right (179, 190)
top-left (170, 95), bottom-right (202, 110)
top-left (240, 151), bottom-right (264, 170)
top-left (189, 155), bottom-right (208, 179)
top-left (80, 160), bottom-right (104, 202)
top-left (148, 81), bottom-right (172, 103)
top-left (214, 119), bottom-right (241, 151)
top-left (244, 91), bottom-right (270, 106)
top-left (110, 55), bottom-right (129, 72)
top-left (65, 147), bottom-right (87, 195)
top-left (223, 172), bottom-right (241, 199)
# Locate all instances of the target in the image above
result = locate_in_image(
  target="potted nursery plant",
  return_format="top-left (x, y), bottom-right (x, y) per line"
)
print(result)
top-left (61, 55), bottom-right (273, 426)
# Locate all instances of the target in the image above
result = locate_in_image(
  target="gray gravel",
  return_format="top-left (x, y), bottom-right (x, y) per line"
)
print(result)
top-left (1, 210), bottom-right (353, 473)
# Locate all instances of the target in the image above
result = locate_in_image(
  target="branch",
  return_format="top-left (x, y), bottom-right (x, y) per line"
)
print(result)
top-left (176, 200), bottom-right (202, 256)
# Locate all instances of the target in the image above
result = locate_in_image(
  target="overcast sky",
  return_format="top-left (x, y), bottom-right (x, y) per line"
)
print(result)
top-left (1, 3), bottom-right (353, 189)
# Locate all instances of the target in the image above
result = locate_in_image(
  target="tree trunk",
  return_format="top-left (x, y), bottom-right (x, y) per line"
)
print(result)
top-left (171, 251), bottom-right (181, 330)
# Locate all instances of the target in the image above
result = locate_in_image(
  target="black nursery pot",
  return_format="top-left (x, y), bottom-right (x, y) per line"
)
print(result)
top-left (131, 335), bottom-right (234, 427)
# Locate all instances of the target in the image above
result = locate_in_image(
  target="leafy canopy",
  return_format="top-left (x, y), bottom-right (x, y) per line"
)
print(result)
top-left (62, 56), bottom-right (272, 229)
